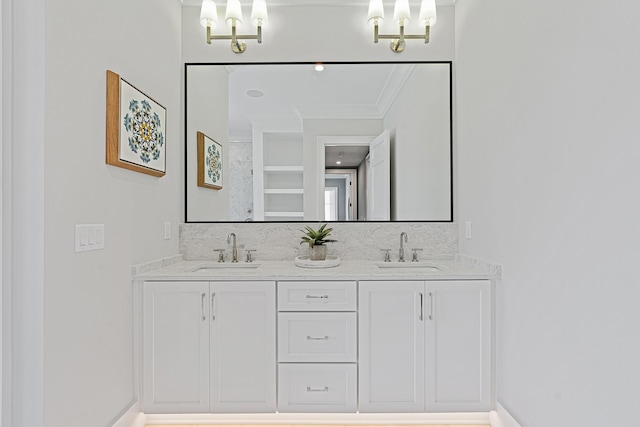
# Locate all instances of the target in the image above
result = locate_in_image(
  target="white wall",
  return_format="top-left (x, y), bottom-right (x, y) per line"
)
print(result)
top-left (384, 63), bottom-right (451, 220)
top-left (42, 1), bottom-right (182, 427)
top-left (455, 1), bottom-right (640, 426)
top-left (186, 66), bottom-right (230, 221)
top-left (4, 0), bottom-right (45, 426)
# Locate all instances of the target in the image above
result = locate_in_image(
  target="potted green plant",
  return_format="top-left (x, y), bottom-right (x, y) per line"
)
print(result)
top-left (300, 223), bottom-right (337, 261)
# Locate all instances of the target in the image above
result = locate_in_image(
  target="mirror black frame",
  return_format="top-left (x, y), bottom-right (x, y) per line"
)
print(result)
top-left (184, 61), bottom-right (453, 223)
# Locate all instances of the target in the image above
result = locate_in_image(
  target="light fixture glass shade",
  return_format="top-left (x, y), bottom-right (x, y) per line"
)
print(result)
top-left (393, 0), bottom-right (411, 22)
top-left (251, 0), bottom-right (268, 27)
top-left (419, 0), bottom-right (437, 26)
top-left (225, 0), bottom-right (243, 25)
top-left (367, 0), bottom-right (385, 24)
top-left (200, 0), bottom-right (218, 28)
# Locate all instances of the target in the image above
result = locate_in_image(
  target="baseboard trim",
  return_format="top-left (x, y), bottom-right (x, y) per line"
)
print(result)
top-left (144, 412), bottom-right (491, 425)
top-left (489, 402), bottom-right (521, 427)
top-left (110, 401), bottom-right (146, 427)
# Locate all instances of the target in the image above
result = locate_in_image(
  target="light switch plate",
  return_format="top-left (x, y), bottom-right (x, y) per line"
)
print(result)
top-left (75, 224), bottom-right (105, 252)
top-left (164, 222), bottom-right (171, 240)
top-left (465, 221), bottom-right (472, 239)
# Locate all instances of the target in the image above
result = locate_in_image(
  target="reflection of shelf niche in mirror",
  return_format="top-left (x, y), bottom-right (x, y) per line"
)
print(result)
top-left (254, 131), bottom-right (304, 221)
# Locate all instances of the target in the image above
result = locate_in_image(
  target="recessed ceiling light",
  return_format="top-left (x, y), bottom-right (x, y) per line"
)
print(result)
top-left (314, 63), bottom-right (325, 72)
top-left (246, 89), bottom-right (264, 98)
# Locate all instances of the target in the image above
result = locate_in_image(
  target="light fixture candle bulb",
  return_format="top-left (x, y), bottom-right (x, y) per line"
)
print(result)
top-left (225, 0), bottom-right (243, 25)
top-left (419, 0), bottom-right (437, 26)
top-left (200, 0), bottom-right (218, 28)
top-left (251, 0), bottom-right (268, 27)
top-left (393, 0), bottom-right (411, 23)
top-left (368, 0), bottom-right (385, 25)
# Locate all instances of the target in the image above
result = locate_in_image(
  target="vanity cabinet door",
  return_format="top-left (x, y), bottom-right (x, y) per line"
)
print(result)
top-left (143, 281), bottom-right (210, 413)
top-left (425, 280), bottom-right (492, 412)
top-left (210, 281), bottom-right (276, 413)
top-left (358, 281), bottom-right (425, 412)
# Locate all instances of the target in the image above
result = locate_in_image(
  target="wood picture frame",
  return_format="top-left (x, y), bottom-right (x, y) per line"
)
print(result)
top-left (197, 131), bottom-right (223, 190)
top-left (106, 70), bottom-right (167, 177)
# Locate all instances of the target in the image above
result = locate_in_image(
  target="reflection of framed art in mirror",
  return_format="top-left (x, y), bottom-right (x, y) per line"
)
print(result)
top-left (106, 70), bottom-right (166, 177)
top-left (197, 131), bottom-right (223, 190)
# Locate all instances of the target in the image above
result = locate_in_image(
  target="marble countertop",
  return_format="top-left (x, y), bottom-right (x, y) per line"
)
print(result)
top-left (133, 256), bottom-right (500, 282)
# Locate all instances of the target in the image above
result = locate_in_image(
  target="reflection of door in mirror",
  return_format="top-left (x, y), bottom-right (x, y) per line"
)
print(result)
top-left (368, 130), bottom-right (390, 221)
top-left (321, 131), bottom-right (389, 221)
top-left (319, 135), bottom-right (381, 221)
top-left (324, 187), bottom-right (338, 221)
top-left (324, 169), bottom-right (357, 221)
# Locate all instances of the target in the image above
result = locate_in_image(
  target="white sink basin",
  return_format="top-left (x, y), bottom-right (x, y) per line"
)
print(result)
top-left (375, 262), bottom-right (442, 271)
top-left (192, 263), bottom-right (261, 273)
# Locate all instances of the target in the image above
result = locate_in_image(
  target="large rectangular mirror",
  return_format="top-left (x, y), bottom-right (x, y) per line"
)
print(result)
top-left (185, 62), bottom-right (452, 222)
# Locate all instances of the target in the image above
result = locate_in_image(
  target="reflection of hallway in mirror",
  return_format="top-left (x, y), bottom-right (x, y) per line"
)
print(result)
top-left (228, 141), bottom-right (254, 221)
top-left (325, 169), bottom-right (358, 221)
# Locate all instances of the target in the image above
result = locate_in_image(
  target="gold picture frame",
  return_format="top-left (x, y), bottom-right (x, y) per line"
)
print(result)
top-left (197, 131), bottom-right (223, 190)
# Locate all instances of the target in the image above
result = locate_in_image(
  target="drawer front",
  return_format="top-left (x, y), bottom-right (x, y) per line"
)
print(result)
top-left (277, 281), bottom-right (357, 312)
top-left (278, 312), bottom-right (357, 363)
top-left (278, 363), bottom-right (357, 413)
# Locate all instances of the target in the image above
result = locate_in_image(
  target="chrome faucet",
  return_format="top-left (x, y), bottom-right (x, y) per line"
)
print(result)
top-left (399, 232), bottom-right (408, 262)
top-left (227, 233), bottom-right (238, 262)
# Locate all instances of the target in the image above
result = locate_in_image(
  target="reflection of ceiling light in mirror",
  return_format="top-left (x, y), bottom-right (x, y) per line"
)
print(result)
top-left (315, 63), bottom-right (325, 72)
top-left (246, 89), bottom-right (264, 98)
top-left (336, 152), bottom-right (342, 164)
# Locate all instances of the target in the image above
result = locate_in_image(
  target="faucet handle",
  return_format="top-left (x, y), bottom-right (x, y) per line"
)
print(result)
top-left (411, 248), bottom-right (423, 262)
top-left (380, 249), bottom-right (391, 262)
top-left (214, 249), bottom-right (225, 262)
top-left (245, 249), bottom-right (255, 263)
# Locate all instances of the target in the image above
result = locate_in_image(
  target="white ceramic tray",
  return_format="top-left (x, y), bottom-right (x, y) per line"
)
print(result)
top-left (294, 256), bottom-right (341, 269)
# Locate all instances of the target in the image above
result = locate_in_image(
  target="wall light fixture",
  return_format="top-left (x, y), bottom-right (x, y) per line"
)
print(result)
top-left (368, 0), bottom-right (437, 52)
top-left (200, 0), bottom-right (268, 53)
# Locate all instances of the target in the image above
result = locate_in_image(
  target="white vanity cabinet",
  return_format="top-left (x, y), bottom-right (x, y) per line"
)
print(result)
top-left (142, 281), bottom-right (210, 413)
top-left (277, 281), bottom-right (358, 413)
top-left (359, 280), bottom-right (492, 413)
top-left (142, 281), bottom-right (276, 414)
top-left (358, 281), bottom-right (426, 412)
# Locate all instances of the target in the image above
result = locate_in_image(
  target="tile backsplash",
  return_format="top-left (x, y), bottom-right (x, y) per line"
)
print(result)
top-left (180, 222), bottom-right (458, 262)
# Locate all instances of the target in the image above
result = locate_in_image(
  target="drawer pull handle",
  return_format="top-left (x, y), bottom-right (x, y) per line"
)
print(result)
top-left (307, 386), bottom-right (329, 392)
top-left (306, 335), bottom-right (329, 341)
top-left (306, 294), bottom-right (329, 299)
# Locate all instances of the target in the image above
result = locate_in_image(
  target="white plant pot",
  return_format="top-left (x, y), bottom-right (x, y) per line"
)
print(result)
top-left (309, 245), bottom-right (328, 261)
